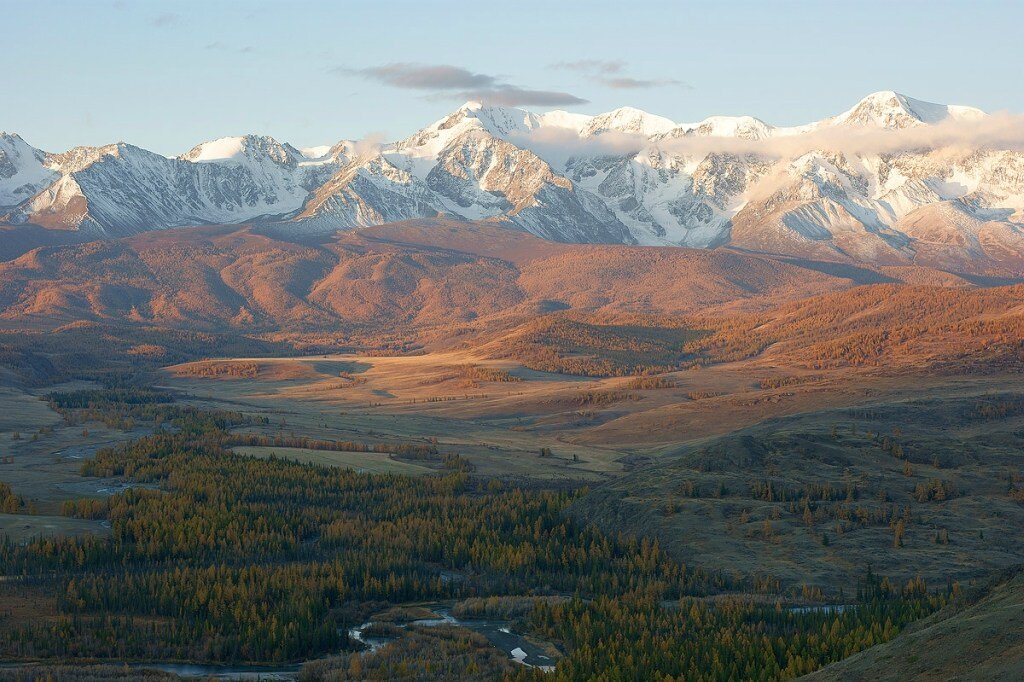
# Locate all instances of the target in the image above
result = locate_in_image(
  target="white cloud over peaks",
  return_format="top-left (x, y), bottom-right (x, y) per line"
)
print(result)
top-left (655, 112), bottom-right (1024, 159)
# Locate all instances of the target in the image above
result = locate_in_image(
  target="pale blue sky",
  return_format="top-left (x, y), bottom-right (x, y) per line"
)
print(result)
top-left (6, 0), bottom-right (1023, 155)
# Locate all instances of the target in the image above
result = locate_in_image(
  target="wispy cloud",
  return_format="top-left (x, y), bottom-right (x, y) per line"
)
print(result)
top-left (508, 127), bottom-right (647, 167)
top-left (334, 62), bottom-right (588, 107)
top-left (336, 63), bottom-right (497, 90)
top-left (205, 41), bottom-right (257, 55)
top-left (352, 133), bottom-right (385, 163)
top-left (149, 12), bottom-right (181, 28)
top-left (553, 60), bottom-right (688, 90)
top-left (435, 86), bottom-right (587, 107)
top-left (552, 60), bottom-right (625, 75)
top-left (603, 77), bottom-right (687, 90)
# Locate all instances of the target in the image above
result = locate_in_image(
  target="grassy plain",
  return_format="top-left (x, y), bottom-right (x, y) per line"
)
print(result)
top-left (0, 513), bottom-right (109, 544)
top-left (161, 348), bottom-right (1024, 596)
top-left (4, 324), bottom-right (1023, 591)
top-left (0, 382), bottom-right (150, 541)
top-left (232, 445), bottom-right (435, 476)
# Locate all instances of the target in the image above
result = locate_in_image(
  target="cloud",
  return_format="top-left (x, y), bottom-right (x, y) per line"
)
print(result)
top-left (552, 59), bottom-right (688, 90)
top-left (654, 112), bottom-right (1024, 159)
top-left (335, 62), bottom-right (587, 107)
top-left (504, 112), bottom-right (1024, 170)
top-left (337, 63), bottom-right (497, 90)
top-left (603, 77), bottom-right (688, 90)
top-left (507, 127), bottom-right (647, 167)
top-left (149, 12), bottom-right (180, 27)
top-left (552, 60), bottom-right (625, 75)
top-left (352, 133), bottom-right (385, 163)
top-left (205, 41), bottom-right (257, 54)
top-left (443, 87), bottom-right (588, 107)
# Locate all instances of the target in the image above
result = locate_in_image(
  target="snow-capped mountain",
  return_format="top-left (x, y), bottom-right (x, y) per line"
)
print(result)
top-left (826, 90), bottom-right (986, 129)
top-left (581, 107), bottom-right (677, 137)
top-left (2, 91), bottom-right (1022, 271)
top-left (0, 133), bottom-right (59, 207)
top-left (3, 134), bottom-right (342, 236)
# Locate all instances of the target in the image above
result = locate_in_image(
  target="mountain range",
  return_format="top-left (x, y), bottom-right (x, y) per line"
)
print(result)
top-left (2, 91), bottom-right (1023, 272)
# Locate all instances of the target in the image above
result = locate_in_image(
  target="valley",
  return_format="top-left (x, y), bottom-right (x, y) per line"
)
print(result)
top-left (158, 349), bottom-right (1016, 476)
top-left (6, 3), bottom-right (1024, 678)
top-left (0, 380), bottom-right (965, 680)
top-left (2, 109), bottom-right (1024, 682)
top-left (0, 245), bottom-right (1022, 678)
top-left (157, 346), bottom-right (1024, 590)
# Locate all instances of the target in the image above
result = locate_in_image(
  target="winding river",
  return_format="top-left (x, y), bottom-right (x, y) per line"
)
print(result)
top-left (1, 607), bottom-right (557, 679)
top-left (349, 607), bottom-right (557, 671)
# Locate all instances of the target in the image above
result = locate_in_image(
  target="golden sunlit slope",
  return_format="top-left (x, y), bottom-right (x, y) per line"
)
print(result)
top-left (0, 220), bottom-right (873, 334)
top-left (684, 282), bottom-right (1024, 371)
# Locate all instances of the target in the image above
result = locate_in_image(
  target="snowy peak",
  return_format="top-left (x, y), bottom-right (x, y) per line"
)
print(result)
top-left (830, 91), bottom-right (986, 129)
top-left (395, 101), bottom-right (573, 159)
top-left (535, 109), bottom-right (593, 134)
top-left (660, 115), bottom-right (776, 141)
top-left (695, 116), bottom-right (773, 139)
top-left (457, 101), bottom-right (543, 137)
top-left (4, 90), bottom-right (1022, 272)
top-left (180, 134), bottom-right (301, 166)
top-left (47, 142), bottom-right (158, 174)
top-left (582, 107), bottom-right (677, 137)
top-left (7, 133), bottom-right (343, 235)
top-left (300, 145), bottom-right (333, 160)
top-left (0, 131), bottom-right (43, 155)
top-left (450, 102), bottom-right (594, 137)
top-left (0, 132), bottom-right (57, 207)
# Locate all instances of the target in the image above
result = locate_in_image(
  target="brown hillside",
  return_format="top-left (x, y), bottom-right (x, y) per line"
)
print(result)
top-left (0, 221), bottom-right (870, 334)
top-left (684, 283), bottom-right (1024, 371)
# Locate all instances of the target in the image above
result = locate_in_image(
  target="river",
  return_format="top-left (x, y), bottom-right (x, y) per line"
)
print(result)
top-left (1, 607), bottom-right (557, 679)
top-left (349, 607), bottom-right (557, 671)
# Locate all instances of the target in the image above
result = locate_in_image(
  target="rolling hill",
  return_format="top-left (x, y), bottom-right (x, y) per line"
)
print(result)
top-left (0, 220), bottom-right (872, 334)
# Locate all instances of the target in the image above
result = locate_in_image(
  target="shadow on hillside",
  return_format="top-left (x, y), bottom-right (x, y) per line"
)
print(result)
top-left (954, 272), bottom-right (1024, 287)
top-left (774, 257), bottom-right (899, 285)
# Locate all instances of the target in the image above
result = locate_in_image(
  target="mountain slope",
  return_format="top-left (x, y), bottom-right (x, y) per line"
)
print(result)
top-left (0, 220), bottom-right (871, 334)
top-left (802, 568), bottom-right (1024, 681)
top-left (5, 136), bottom-right (342, 236)
top-left (0, 133), bottom-right (58, 207)
top-left (826, 90), bottom-right (986, 129)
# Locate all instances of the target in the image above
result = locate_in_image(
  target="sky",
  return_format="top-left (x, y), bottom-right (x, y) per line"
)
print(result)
top-left (6, 0), bottom-right (1024, 156)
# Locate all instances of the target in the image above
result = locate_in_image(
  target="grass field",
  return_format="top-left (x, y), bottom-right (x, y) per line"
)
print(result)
top-left (163, 350), bottom-right (1024, 485)
top-left (0, 512), bottom-right (109, 545)
top-left (0, 387), bottom-right (62, 436)
top-left (232, 445), bottom-right (436, 476)
top-left (165, 352), bottom-right (636, 480)
top-left (0, 383), bottom-right (154, 544)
